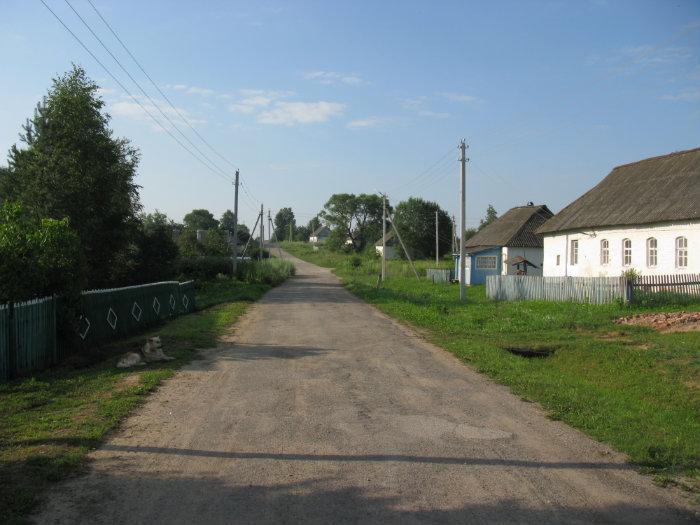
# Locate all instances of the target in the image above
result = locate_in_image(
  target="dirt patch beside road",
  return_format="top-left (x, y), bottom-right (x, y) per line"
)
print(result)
top-left (615, 311), bottom-right (700, 332)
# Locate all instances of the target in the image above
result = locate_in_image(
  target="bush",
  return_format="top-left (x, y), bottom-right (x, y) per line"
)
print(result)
top-left (176, 256), bottom-right (233, 281)
top-left (234, 259), bottom-right (295, 286)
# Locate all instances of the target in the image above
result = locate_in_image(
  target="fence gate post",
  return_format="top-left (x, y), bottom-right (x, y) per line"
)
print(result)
top-left (7, 302), bottom-right (16, 378)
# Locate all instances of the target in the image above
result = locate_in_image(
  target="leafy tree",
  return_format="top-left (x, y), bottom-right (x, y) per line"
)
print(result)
top-left (133, 211), bottom-right (179, 283)
top-left (183, 208), bottom-right (218, 231)
top-left (392, 197), bottom-right (451, 259)
top-left (0, 201), bottom-right (85, 303)
top-left (0, 65), bottom-right (141, 288)
top-left (219, 209), bottom-right (236, 232)
top-left (320, 193), bottom-right (385, 251)
top-left (307, 216), bottom-right (321, 234)
top-left (274, 207), bottom-right (296, 241)
top-left (463, 227), bottom-right (478, 242)
top-left (176, 229), bottom-right (203, 257)
top-left (202, 228), bottom-right (231, 256)
top-left (236, 224), bottom-right (251, 244)
top-left (479, 204), bottom-right (498, 230)
top-left (294, 225), bottom-right (310, 242)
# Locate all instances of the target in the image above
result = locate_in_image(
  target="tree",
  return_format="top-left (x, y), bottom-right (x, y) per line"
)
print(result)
top-left (0, 201), bottom-right (85, 303)
top-left (274, 207), bottom-right (295, 241)
top-left (176, 229), bottom-right (203, 257)
top-left (392, 197), bottom-right (451, 260)
top-left (0, 65), bottom-right (141, 288)
top-left (320, 193), bottom-right (385, 251)
top-left (133, 211), bottom-right (179, 283)
top-left (236, 224), bottom-right (251, 244)
top-left (294, 225), bottom-right (310, 242)
top-left (219, 209), bottom-right (236, 232)
top-left (307, 216), bottom-right (321, 233)
top-left (183, 209), bottom-right (218, 231)
top-left (202, 228), bottom-right (231, 256)
top-left (479, 204), bottom-right (498, 230)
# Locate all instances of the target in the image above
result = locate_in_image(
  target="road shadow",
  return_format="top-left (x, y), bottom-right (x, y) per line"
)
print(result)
top-left (218, 343), bottom-right (330, 361)
top-left (32, 468), bottom-right (696, 524)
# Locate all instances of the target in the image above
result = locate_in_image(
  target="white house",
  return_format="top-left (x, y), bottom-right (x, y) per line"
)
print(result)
top-left (309, 225), bottom-right (331, 244)
top-left (375, 231), bottom-right (397, 259)
top-left (538, 147), bottom-right (700, 277)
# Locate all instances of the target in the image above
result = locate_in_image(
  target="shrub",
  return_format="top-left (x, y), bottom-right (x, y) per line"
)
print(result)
top-left (234, 259), bottom-right (295, 286)
top-left (176, 256), bottom-right (233, 281)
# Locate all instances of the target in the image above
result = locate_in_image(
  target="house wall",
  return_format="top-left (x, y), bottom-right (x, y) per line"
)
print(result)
top-left (453, 255), bottom-right (472, 284)
top-left (501, 247), bottom-right (544, 276)
top-left (375, 245), bottom-right (397, 259)
top-left (468, 247), bottom-right (502, 285)
top-left (542, 221), bottom-right (700, 277)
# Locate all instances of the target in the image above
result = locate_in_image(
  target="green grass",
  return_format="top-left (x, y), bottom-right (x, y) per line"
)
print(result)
top-left (283, 242), bottom-right (700, 489)
top-left (0, 277), bottom-right (278, 523)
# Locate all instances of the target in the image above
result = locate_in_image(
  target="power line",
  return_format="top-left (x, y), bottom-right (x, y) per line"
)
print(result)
top-left (39, 0), bottom-right (233, 184)
top-left (63, 0), bottom-right (233, 182)
top-left (84, 0), bottom-right (239, 173)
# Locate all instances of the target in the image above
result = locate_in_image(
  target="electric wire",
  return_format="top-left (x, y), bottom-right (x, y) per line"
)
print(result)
top-left (39, 0), bottom-right (233, 184)
top-left (63, 0), bottom-right (234, 182)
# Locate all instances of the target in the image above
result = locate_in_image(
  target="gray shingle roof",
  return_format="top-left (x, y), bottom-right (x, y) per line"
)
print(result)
top-left (538, 147), bottom-right (700, 235)
top-left (465, 205), bottom-right (553, 252)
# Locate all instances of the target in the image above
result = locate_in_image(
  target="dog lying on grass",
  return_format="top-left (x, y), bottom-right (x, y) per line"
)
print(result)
top-left (116, 336), bottom-right (174, 368)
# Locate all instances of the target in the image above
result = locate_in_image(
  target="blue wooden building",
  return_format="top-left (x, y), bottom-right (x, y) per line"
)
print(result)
top-left (455, 204), bottom-right (553, 285)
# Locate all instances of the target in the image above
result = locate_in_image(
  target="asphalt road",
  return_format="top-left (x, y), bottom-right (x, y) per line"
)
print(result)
top-left (34, 253), bottom-right (697, 524)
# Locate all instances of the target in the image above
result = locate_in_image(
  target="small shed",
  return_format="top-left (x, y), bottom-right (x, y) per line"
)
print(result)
top-left (375, 231), bottom-right (397, 259)
top-left (309, 225), bottom-right (331, 244)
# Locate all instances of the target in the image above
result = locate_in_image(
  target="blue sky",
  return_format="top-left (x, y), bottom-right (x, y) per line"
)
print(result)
top-left (1, 1), bottom-right (699, 230)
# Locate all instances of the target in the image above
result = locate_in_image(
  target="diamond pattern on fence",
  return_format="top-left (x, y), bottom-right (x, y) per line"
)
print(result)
top-left (131, 302), bottom-right (143, 322)
top-left (152, 297), bottom-right (161, 315)
top-left (107, 308), bottom-right (118, 330)
top-left (78, 316), bottom-right (91, 340)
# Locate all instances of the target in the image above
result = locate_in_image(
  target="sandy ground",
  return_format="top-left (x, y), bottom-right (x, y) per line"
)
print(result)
top-left (33, 254), bottom-right (698, 524)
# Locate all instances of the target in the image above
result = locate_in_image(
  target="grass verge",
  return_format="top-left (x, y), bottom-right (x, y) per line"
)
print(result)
top-left (283, 242), bottom-right (700, 490)
top-left (0, 278), bottom-right (276, 523)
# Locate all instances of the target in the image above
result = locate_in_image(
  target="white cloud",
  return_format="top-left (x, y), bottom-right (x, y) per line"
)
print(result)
top-left (346, 116), bottom-right (389, 129)
top-left (401, 97), bottom-right (450, 119)
top-left (109, 97), bottom-right (205, 129)
top-left (661, 89), bottom-right (700, 102)
top-left (166, 84), bottom-right (215, 96)
top-left (228, 90), bottom-right (293, 113)
top-left (417, 109), bottom-right (449, 119)
top-left (304, 71), bottom-right (366, 86)
top-left (440, 92), bottom-right (482, 104)
top-left (258, 101), bottom-right (345, 125)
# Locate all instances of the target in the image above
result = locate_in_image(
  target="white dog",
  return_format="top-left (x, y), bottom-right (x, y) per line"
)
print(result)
top-left (117, 336), bottom-right (173, 368)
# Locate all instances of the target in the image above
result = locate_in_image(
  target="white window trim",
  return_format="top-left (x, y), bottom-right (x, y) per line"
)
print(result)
top-left (676, 236), bottom-right (688, 269)
top-left (475, 255), bottom-right (497, 270)
top-left (570, 239), bottom-right (579, 265)
top-left (622, 238), bottom-right (632, 267)
top-left (600, 239), bottom-right (609, 265)
top-left (646, 237), bottom-right (657, 268)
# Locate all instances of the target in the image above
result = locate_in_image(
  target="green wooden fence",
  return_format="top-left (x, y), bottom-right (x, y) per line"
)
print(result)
top-left (1, 281), bottom-right (195, 381)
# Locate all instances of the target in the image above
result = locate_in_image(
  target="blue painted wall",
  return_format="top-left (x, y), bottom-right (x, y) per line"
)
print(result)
top-left (469, 247), bottom-right (502, 285)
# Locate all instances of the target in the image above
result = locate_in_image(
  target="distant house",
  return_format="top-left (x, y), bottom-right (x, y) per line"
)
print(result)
top-left (309, 225), bottom-right (331, 244)
top-left (375, 231), bottom-right (398, 259)
top-left (455, 204), bottom-right (553, 284)
top-left (537, 148), bottom-right (700, 277)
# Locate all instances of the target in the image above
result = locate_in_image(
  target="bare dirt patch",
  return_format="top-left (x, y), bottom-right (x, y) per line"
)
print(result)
top-left (615, 311), bottom-right (700, 333)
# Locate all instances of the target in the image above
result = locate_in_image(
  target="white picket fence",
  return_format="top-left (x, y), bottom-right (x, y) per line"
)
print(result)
top-left (486, 275), bottom-right (625, 304)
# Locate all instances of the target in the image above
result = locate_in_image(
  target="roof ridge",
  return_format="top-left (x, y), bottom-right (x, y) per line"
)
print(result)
top-left (612, 146), bottom-right (700, 171)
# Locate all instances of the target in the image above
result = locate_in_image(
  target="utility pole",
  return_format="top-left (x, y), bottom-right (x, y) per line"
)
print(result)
top-left (232, 170), bottom-right (239, 274)
top-left (267, 210), bottom-right (272, 247)
top-left (381, 193), bottom-right (387, 282)
top-left (459, 140), bottom-right (468, 301)
top-left (435, 209), bottom-right (439, 266)
top-left (259, 204), bottom-right (264, 261)
top-left (289, 223), bottom-right (293, 242)
top-left (389, 213), bottom-right (420, 280)
top-left (451, 215), bottom-right (456, 255)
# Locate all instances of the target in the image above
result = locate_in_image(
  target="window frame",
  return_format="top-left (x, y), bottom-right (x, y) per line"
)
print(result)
top-left (646, 237), bottom-right (657, 268)
top-left (676, 236), bottom-right (688, 268)
top-left (570, 239), bottom-right (579, 265)
top-left (622, 238), bottom-right (632, 267)
top-left (600, 239), bottom-right (609, 265)
top-left (475, 255), bottom-right (498, 270)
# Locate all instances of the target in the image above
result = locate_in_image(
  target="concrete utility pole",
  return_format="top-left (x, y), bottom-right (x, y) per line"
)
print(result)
top-left (381, 193), bottom-right (387, 282)
top-left (259, 205), bottom-right (264, 261)
top-left (289, 223), bottom-right (293, 242)
top-left (435, 209), bottom-right (439, 266)
top-left (459, 140), bottom-right (468, 301)
top-left (232, 170), bottom-right (239, 274)
top-left (267, 210), bottom-right (272, 247)
top-left (451, 215), bottom-right (456, 255)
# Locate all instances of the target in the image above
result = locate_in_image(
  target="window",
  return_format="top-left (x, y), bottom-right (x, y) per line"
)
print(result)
top-left (622, 238), bottom-right (632, 266)
top-left (600, 239), bottom-right (609, 265)
top-left (570, 239), bottom-right (579, 265)
top-left (476, 256), bottom-right (497, 269)
top-left (676, 236), bottom-right (688, 268)
top-left (646, 238), bottom-right (657, 267)
top-left (556, 254), bottom-right (560, 266)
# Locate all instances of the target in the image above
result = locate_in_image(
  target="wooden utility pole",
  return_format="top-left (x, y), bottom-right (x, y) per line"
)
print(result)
top-left (435, 209), bottom-right (439, 266)
top-left (459, 140), bottom-right (468, 301)
top-left (232, 170), bottom-right (239, 274)
top-left (381, 193), bottom-right (387, 282)
top-left (289, 223), bottom-right (293, 242)
top-left (259, 205), bottom-right (264, 261)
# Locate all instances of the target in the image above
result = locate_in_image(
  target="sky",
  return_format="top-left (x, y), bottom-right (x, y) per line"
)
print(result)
top-left (1, 0), bottom-right (699, 230)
